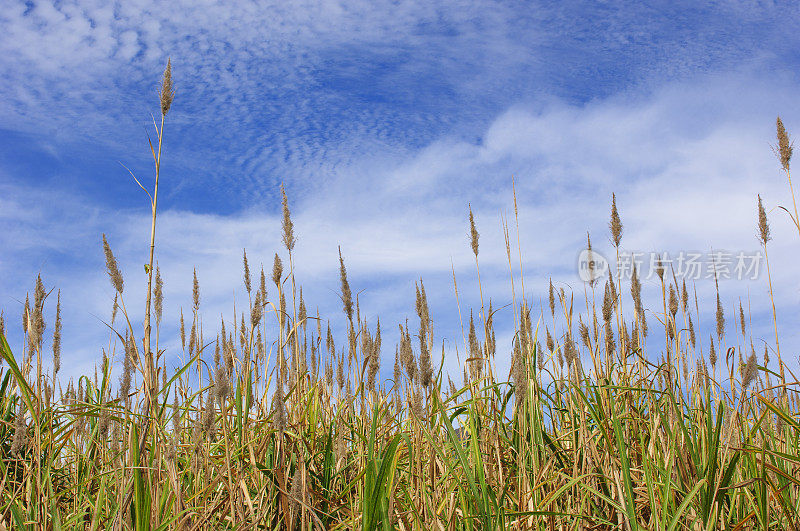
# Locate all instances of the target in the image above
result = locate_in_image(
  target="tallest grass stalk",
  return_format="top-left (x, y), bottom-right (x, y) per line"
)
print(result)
top-left (142, 59), bottom-right (174, 413)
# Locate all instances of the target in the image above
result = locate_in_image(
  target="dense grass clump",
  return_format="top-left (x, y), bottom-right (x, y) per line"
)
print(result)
top-left (1, 64), bottom-right (799, 530)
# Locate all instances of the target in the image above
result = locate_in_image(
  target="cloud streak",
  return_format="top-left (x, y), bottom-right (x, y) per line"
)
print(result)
top-left (4, 0), bottom-right (800, 210)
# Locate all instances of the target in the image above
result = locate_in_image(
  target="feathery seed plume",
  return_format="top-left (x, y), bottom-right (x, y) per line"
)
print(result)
top-left (290, 465), bottom-right (304, 516)
top-left (215, 364), bottom-right (230, 406)
top-left (259, 266), bottom-right (266, 299)
top-left (192, 268), bottom-right (200, 310)
top-left (556, 342), bottom-right (564, 369)
top-left (757, 195), bottom-right (771, 245)
top-left (22, 294), bottom-right (29, 334)
top-left (468, 311), bottom-right (478, 358)
top-left (564, 334), bottom-right (577, 367)
top-left (239, 313), bottom-right (247, 352)
top-left (739, 300), bottom-right (746, 337)
top-left (741, 351), bottom-right (758, 391)
top-left (31, 275), bottom-right (46, 349)
top-left (336, 349), bottom-right (345, 390)
top-left (468, 205), bottom-right (479, 257)
top-left (375, 317), bottom-right (382, 357)
top-left (609, 193), bottom-right (623, 247)
top-left (272, 253), bottom-right (283, 286)
top-left (715, 291), bottom-right (725, 341)
top-left (605, 322), bottom-right (615, 354)
top-left (171, 391), bottom-right (180, 433)
top-left (279, 292), bottom-right (286, 329)
top-left (579, 318), bottom-right (590, 350)
top-left (400, 323), bottom-right (417, 383)
top-left (298, 290), bottom-right (307, 332)
top-left (654, 254), bottom-right (665, 281)
top-left (412, 390), bottom-right (424, 418)
top-left (621, 321), bottom-right (630, 354)
top-left (608, 274), bottom-right (617, 309)
top-left (326, 321), bottom-right (334, 355)
top-left (53, 290), bottom-right (61, 375)
top-left (102, 234), bottom-right (124, 294)
top-left (681, 279), bottom-right (688, 311)
top-left (179, 309), bottom-right (186, 350)
top-left (630, 264), bottom-right (643, 324)
top-left (154, 266), bottom-right (163, 324)
top-left (251, 290), bottom-right (263, 329)
top-left (512, 337), bottom-right (527, 404)
top-left (668, 285), bottom-right (678, 317)
top-left (338, 247), bottom-right (353, 323)
top-left (696, 358), bottom-right (706, 388)
top-left (419, 335), bottom-right (433, 388)
top-left (119, 335), bottom-right (132, 400)
top-left (367, 325), bottom-right (381, 390)
top-left (188, 320), bottom-right (197, 356)
top-left (281, 184), bottom-right (296, 252)
top-left (586, 233), bottom-right (597, 286)
top-left (273, 381), bottom-right (286, 434)
top-left (159, 58), bottom-right (174, 116)
top-left (641, 312), bottom-right (648, 338)
top-left (776, 116), bottom-right (793, 171)
top-left (242, 249), bottom-right (251, 293)
top-left (393, 347), bottom-right (401, 387)
top-left (415, 280), bottom-right (430, 328)
top-left (709, 336), bottom-right (717, 367)
top-left (11, 403), bottom-right (27, 455)
top-left (111, 293), bottom-right (119, 325)
top-left (310, 341), bottom-right (318, 381)
top-left (536, 340), bottom-right (543, 370)
top-left (602, 281), bottom-right (613, 324)
top-left (226, 333), bottom-right (235, 376)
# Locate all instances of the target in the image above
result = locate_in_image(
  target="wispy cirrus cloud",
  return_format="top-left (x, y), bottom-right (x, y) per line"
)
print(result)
top-left (3, 1), bottom-right (800, 209)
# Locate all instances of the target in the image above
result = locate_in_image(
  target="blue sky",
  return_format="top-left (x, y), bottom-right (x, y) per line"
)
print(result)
top-left (2, 0), bottom-right (799, 385)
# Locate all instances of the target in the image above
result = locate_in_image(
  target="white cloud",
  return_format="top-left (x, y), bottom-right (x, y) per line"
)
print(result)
top-left (116, 30), bottom-right (140, 61)
top-left (3, 70), bottom-right (799, 390)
